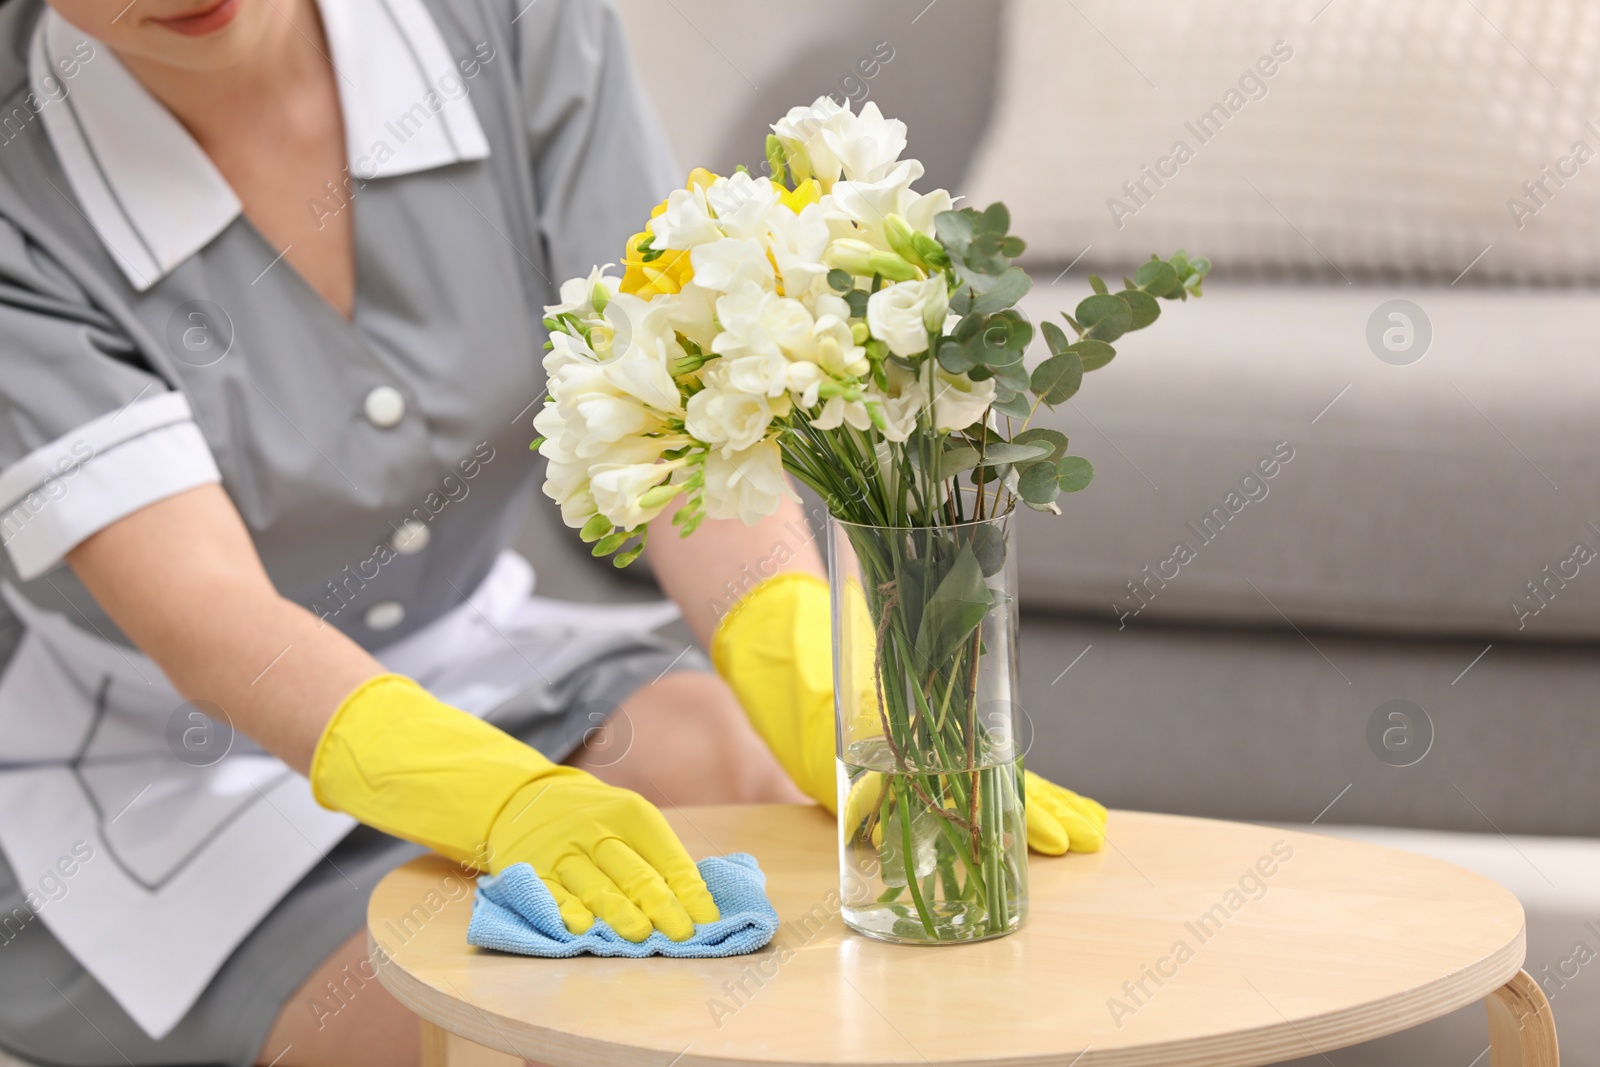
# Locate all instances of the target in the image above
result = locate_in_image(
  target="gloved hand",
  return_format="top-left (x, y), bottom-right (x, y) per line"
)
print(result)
top-left (1024, 772), bottom-right (1107, 855)
top-left (311, 674), bottom-right (719, 942)
top-left (712, 571), bottom-right (1109, 854)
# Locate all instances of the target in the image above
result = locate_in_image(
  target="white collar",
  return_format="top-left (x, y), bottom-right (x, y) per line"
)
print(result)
top-left (30, 0), bottom-right (491, 291)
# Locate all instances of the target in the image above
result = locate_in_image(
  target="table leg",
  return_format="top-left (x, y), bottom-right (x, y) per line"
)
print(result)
top-left (419, 1018), bottom-right (531, 1067)
top-left (1485, 970), bottom-right (1559, 1066)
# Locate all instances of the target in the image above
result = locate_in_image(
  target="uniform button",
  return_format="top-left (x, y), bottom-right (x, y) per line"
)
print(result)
top-left (391, 519), bottom-right (431, 556)
top-left (364, 600), bottom-right (405, 631)
top-left (363, 386), bottom-right (406, 429)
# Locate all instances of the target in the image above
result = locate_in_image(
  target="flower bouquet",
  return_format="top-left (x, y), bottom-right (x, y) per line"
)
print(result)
top-left (534, 96), bottom-right (1207, 943)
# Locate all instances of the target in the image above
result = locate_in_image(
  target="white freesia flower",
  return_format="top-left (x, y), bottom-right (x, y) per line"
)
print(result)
top-left (867, 276), bottom-right (948, 358)
top-left (905, 188), bottom-right (955, 237)
top-left (830, 159), bottom-right (926, 240)
top-left (545, 366), bottom-right (660, 459)
top-left (799, 313), bottom-right (869, 378)
top-left (690, 237), bottom-right (775, 293)
top-left (544, 265), bottom-right (618, 318)
top-left (822, 101), bottom-right (910, 184)
top-left (649, 184), bottom-right (722, 249)
top-left (765, 201), bottom-right (830, 298)
top-left (771, 96), bottom-right (849, 187)
top-left (706, 171), bottom-right (780, 240)
top-left (702, 440), bottom-right (798, 524)
top-left (874, 363), bottom-right (927, 443)
top-left (666, 281), bottom-right (719, 351)
top-left (812, 393), bottom-right (874, 432)
top-left (713, 284), bottom-right (818, 397)
top-left (590, 459), bottom-right (682, 529)
top-left (685, 363), bottom-right (787, 454)
top-left (932, 367), bottom-right (997, 431)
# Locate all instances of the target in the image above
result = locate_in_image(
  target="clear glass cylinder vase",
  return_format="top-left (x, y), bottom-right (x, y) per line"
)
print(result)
top-left (830, 509), bottom-right (1028, 944)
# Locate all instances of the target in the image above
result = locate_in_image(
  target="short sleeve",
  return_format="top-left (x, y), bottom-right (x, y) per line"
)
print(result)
top-left (0, 221), bottom-right (220, 580)
top-left (516, 0), bottom-right (680, 285)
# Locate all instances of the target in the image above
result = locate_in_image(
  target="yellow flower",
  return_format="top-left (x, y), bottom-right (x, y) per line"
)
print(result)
top-left (619, 170), bottom-right (723, 298)
top-left (620, 230), bottom-right (693, 298)
top-left (773, 177), bottom-right (820, 214)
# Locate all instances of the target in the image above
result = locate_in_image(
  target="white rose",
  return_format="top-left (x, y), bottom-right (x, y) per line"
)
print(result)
top-left (702, 440), bottom-right (798, 525)
top-left (867, 276), bottom-right (948, 357)
top-left (931, 368), bottom-right (996, 431)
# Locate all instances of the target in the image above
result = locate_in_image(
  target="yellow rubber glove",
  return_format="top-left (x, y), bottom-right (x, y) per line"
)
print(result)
top-left (712, 571), bottom-right (1109, 854)
top-left (1025, 772), bottom-right (1108, 855)
top-left (311, 674), bottom-right (719, 942)
top-left (710, 572), bottom-right (847, 810)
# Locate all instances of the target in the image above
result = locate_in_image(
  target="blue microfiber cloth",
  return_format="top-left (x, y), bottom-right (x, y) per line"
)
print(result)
top-left (467, 852), bottom-right (779, 958)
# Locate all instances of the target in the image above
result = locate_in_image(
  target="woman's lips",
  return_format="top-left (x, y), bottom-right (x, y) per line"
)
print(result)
top-left (149, 0), bottom-right (245, 37)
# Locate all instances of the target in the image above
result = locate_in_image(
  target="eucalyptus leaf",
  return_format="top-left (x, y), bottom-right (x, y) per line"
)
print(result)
top-left (913, 545), bottom-right (992, 666)
top-left (975, 440), bottom-right (1053, 466)
top-left (970, 268), bottom-right (1032, 315)
top-left (1057, 455), bottom-right (1095, 493)
top-left (970, 522), bottom-right (1008, 576)
top-left (827, 268), bottom-right (854, 292)
top-left (990, 392), bottom-right (1033, 420)
top-left (1013, 427), bottom-right (1068, 461)
top-left (937, 336), bottom-right (977, 373)
top-left (1069, 339), bottom-right (1117, 371)
top-left (1030, 350), bottom-right (1083, 405)
top-left (845, 289), bottom-right (869, 318)
top-left (1075, 294), bottom-right (1132, 342)
top-left (1017, 461), bottom-right (1062, 505)
top-left (938, 443), bottom-right (981, 481)
top-left (1133, 259), bottom-right (1180, 297)
top-left (1040, 319), bottom-right (1072, 356)
top-left (1118, 289), bottom-right (1161, 330)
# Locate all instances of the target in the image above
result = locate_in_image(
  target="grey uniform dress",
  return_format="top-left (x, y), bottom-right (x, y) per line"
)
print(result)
top-left (0, 0), bottom-right (706, 1063)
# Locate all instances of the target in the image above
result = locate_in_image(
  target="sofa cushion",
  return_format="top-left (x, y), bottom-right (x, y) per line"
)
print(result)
top-left (1018, 612), bottom-right (1600, 838)
top-left (1012, 282), bottom-right (1600, 640)
top-left (965, 0), bottom-right (1600, 283)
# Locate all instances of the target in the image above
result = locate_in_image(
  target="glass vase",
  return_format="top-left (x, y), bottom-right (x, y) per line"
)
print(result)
top-left (830, 509), bottom-right (1028, 944)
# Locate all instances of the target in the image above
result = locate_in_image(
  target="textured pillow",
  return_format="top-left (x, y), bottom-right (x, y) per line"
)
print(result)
top-left (964, 0), bottom-right (1600, 283)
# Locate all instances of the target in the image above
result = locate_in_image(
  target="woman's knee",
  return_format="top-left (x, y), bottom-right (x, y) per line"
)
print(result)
top-left (256, 930), bottom-right (420, 1067)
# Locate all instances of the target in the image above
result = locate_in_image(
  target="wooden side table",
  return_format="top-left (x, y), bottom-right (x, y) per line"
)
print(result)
top-left (367, 806), bottom-right (1558, 1066)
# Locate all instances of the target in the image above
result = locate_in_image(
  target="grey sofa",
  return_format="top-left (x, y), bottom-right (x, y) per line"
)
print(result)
top-left (515, 2), bottom-right (1600, 1063)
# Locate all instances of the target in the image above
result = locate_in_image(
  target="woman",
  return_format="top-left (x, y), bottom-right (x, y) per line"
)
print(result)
top-left (0, 1), bottom-right (1101, 1064)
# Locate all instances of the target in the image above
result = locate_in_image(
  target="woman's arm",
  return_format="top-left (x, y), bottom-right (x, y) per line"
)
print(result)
top-left (66, 483), bottom-right (381, 775)
top-left (644, 493), bottom-right (825, 648)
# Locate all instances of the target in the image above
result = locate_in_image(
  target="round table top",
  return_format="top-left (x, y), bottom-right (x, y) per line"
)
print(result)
top-left (367, 806), bottom-right (1525, 1067)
